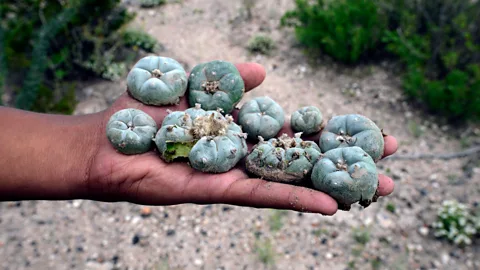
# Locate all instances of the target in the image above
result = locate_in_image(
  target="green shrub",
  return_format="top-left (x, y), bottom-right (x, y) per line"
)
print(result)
top-left (31, 83), bottom-right (77, 114)
top-left (400, 65), bottom-right (480, 119)
top-left (281, 0), bottom-right (387, 63)
top-left (0, 25), bottom-right (6, 105)
top-left (280, 0), bottom-right (480, 121)
top-left (352, 226), bottom-right (370, 245)
top-left (254, 238), bottom-right (276, 266)
top-left (123, 29), bottom-right (159, 52)
top-left (140, 0), bottom-right (166, 8)
top-left (382, 0), bottom-right (480, 120)
top-left (247, 35), bottom-right (276, 55)
top-left (14, 6), bottom-right (77, 110)
top-left (1, 0), bottom-right (140, 112)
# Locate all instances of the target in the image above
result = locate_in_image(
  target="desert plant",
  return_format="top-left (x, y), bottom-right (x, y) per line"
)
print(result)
top-left (281, 0), bottom-right (387, 63)
top-left (127, 56), bottom-right (188, 106)
top-left (246, 133), bottom-right (322, 183)
top-left (140, 0), bottom-right (166, 8)
top-left (1, 0), bottom-right (138, 112)
top-left (290, 106), bottom-right (323, 135)
top-left (106, 108), bottom-right (158, 155)
top-left (352, 226), bottom-right (371, 245)
top-left (319, 114), bottom-right (384, 162)
top-left (14, 6), bottom-right (76, 110)
top-left (154, 105), bottom-right (248, 173)
top-left (432, 200), bottom-right (479, 246)
top-left (385, 202), bottom-right (396, 213)
top-left (247, 35), bottom-right (276, 55)
top-left (0, 25), bottom-right (6, 105)
top-left (31, 83), bottom-right (78, 114)
top-left (238, 96), bottom-right (285, 140)
top-left (187, 60), bottom-right (245, 114)
top-left (123, 29), bottom-right (159, 52)
top-left (254, 238), bottom-right (276, 266)
top-left (382, 0), bottom-right (480, 120)
top-left (311, 146), bottom-right (378, 210)
top-left (268, 210), bottom-right (288, 232)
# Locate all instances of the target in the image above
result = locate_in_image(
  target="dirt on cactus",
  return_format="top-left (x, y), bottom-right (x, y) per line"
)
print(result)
top-left (1, 1), bottom-right (480, 270)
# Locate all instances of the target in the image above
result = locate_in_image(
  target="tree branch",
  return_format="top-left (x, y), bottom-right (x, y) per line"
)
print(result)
top-left (383, 146), bottom-right (480, 161)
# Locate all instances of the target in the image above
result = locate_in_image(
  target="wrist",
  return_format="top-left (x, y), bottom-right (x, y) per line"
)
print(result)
top-left (0, 107), bottom-right (105, 201)
top-left (65, 111), bottom-right (106, 200)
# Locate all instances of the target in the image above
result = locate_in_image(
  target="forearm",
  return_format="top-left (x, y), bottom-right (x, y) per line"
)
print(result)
top-left (0, 107), bottom-right (103, 200)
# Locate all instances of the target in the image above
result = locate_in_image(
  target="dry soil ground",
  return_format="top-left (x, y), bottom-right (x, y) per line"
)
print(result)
top-left (1, 1), bottom-right (479, 270)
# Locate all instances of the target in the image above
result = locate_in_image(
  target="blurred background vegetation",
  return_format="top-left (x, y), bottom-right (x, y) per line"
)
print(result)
top-left (281, 0), bottom-right (480, 122)
top-left (1, 0), bottom-right (479, 123)
top-left (0, 0), bottom-right (160, 114)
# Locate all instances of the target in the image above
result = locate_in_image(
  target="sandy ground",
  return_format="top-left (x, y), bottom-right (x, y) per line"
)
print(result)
top-left (1, 1), bottom-right (479, 269)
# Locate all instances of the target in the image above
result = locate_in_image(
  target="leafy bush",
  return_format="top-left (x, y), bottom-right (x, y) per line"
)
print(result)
top-left (140, 0), bottom-right (166, 8)
top-left (123, 29), bottom-right (160, 52)
top-left (280, 0), bottom-right (480, 121)
top-left (0, 0), bottom-right (145, 113)
top-left (14, 6), bottom-right (77, 110)
top-left (399, 65), bottom-right (480, 120)
top-left (382, 0), bottom-right (480, 120)
top-left (281, 0), bottom-right (387, 63)
top-left (0, 25), bottom-right (6, 105)
top-left (247, 35), bottom-right (276, 55)
top-left (432, 200), bottom-right (479, 246)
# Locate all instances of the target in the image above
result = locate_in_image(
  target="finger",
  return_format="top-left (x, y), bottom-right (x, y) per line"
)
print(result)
top-left (217, 178), bottom-right (338, 215)
top-left (377, 174), bottom-right (395, 196)
top-left (235, 63), bottom-right (266, 91)
top-left (107, 92), bottom-right (190, 125)
top-left (382, 135), bottom-right (398, 158)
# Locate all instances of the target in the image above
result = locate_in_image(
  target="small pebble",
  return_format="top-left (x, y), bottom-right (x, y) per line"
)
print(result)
top-left (131, 216), bottom-right (141, 224)
top-left (418, 226), bottom-right (429, 236)
top-left (140, 207), bottom-right (152, 217)
top-left (441, 253), bottom-right (450, 264)
top-left (72, 200), bottom-right (83, 208)
top-left (194, 259), bottom-right (203, 266)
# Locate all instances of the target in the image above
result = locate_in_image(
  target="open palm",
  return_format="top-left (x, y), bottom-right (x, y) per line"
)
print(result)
top-left (86, 63), bottom-right (397, 215)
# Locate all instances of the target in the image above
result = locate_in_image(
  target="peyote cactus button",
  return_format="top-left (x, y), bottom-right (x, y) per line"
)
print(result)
top-left (154, 104), bottom-right (248, 173)
top-left (311, 146), bottom-right (379, 210)
top-left (187, 60), bottom-right (245, 114)
top-left (237, 96), bottom-right (285, 140)
top-left (290, 106), bottom-right (323, 135)
top-left (319, 114), bottom-right (384, 161)
top-left (106, 108), bottom-right (158, 155)
top-left (127, 55), bottom-right (188, 106)
top-left (246, 133), bottom-right (322, 183)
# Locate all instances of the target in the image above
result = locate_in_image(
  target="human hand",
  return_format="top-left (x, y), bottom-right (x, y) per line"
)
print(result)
top-left (85, 63), bottom-right (398, 215)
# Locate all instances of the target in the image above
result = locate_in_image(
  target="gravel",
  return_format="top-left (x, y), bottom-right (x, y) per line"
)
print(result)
top-left (2, 1), bottom-right (480, 269)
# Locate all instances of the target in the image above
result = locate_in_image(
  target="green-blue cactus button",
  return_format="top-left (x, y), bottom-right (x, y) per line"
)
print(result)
top-left (291, 106), bottom-right (323, 135)
top-left (155, 105), bottom-right (248, 173)
top-left (106, 108), bottom-right (158, 155)
top-left (238, 96), bottom-right (285, 140)
top-left (319, 114), bottom-right (384, 161)
top-left (311, 146), bottom-right (379, 210)
top-left (246, 133), bottom-right (322, 183)
top-left (187, 60), bottom-right (245, 114)
top-left (127, 55), bottom-right (188, 106)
